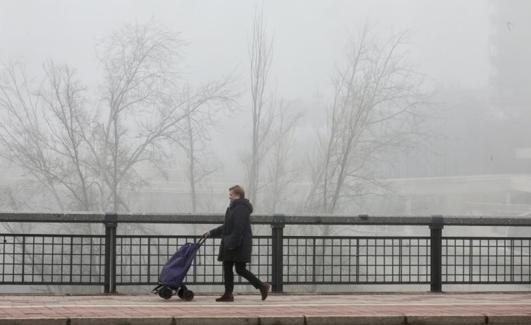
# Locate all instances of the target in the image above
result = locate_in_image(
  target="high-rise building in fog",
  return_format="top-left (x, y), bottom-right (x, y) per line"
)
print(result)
top-left (489, 0), bottom-right (531, 113)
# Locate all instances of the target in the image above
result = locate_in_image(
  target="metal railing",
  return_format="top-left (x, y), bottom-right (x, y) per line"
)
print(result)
top-left (1, 212), bottom-right (531, 293)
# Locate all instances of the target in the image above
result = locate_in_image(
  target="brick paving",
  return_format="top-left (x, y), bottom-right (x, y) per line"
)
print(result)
top-left (0, 293), bottom-right (530, 320)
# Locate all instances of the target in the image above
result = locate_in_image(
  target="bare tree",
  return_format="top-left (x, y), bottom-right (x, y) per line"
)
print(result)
top-left (91, 22), bottom-right (183, 212)
top-left (168, 83), bottom-right (235, 212)
top-left (247, 8), bottom-right (274, 206)
top-left (0, 61), bottom-right (95, 211)
top-left (261, 99), bottom-right (302, 213)
top-left (305, 28), bottom-right (426, 214)
top-left (0, 22), bottom-right (235, 213)
top-left (88, 22), bottom-right (234, 213)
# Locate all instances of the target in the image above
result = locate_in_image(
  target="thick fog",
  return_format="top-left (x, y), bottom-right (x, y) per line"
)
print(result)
top-left (0, 0), bottom-right (529, 217)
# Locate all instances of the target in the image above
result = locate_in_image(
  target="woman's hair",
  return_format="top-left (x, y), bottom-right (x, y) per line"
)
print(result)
top-left (229, 185), bottom-right (245, 198)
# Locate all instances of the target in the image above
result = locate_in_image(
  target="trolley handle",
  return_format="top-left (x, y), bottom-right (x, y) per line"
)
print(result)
top-left (197, 236), bottom-right (207, 246)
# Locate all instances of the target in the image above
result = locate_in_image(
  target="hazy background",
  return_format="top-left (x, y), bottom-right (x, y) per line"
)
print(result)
top-left (2, 0), bottom-right (531, 295)
top-left (0, 0), bottom-right (529, 217)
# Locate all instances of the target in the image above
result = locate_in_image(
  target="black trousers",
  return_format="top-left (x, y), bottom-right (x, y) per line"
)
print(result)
top-left (223, 261), bottom-right (263, 294)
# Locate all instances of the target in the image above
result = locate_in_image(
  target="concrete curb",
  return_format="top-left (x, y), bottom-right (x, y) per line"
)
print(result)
top-left (488, 315), bottom-right (531, 325)
top-left (305, 315), bottom-right (405, 325)
top-left (258, 316), bottom-right (304, 325)
top-left (0, 320), bottom-right (68, 325)
top-left (406, 315), bottom-right (486, 325)
top-left (174, 317), bottom-right (259, 325)
top-left (1, 315), bottom-right (531, 325)
top-left (71, 317), bottom-right (175, 325)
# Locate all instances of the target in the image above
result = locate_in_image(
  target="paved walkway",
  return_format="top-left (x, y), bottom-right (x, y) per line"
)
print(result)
top-left (1, 292), bottom-right (531, 324)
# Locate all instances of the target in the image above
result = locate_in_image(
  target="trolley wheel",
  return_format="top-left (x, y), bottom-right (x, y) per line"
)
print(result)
top-left (182, 289), bottom-right (194, 301)
top-left (177, 285), bottom-right (187, 299)
top-left (158, 286), bottom-right (173, 300)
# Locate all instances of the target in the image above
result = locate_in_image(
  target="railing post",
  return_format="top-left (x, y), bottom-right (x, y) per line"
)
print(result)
top-left (429, 215), bottom-right (444, 293)
top-left (271, 214), bottom-right (285, 293)
top-left (104, 213), bottom-right (117, 294)
top-left (21, 236), bottom-right (25, 284)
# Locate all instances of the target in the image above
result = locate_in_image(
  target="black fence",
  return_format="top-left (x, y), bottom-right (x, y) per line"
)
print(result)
top-left (1, 213), bottom-right (531, 293)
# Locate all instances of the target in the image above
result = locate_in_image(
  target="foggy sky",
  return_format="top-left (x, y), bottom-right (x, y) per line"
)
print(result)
top-left (0, 0), bottom-right (490, 90)
top-left (0, 0), bottom-right (493, 189)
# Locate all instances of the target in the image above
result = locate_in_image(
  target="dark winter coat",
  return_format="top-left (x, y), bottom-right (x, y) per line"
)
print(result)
top-left (208, 198), bottom-right (253, 263)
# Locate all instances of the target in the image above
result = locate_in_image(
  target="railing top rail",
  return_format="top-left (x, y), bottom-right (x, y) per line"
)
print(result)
top-left (0, 212), bottom-right (531, 226)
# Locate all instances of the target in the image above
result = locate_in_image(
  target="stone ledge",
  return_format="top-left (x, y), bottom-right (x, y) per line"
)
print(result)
top-left (304, 315), bottom-right (406, 325)
top-left (0, 315), bottom-right (530, 325)
top-left (406, 315), bottom-right (487, 325)
top-left (488, 315), bottom-right (531, 325)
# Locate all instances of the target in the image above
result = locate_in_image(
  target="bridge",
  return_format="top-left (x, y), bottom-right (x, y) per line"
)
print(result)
top-left (1, 212), bottom-right (531, 324)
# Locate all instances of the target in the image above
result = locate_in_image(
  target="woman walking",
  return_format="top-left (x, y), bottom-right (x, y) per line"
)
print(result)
top-left (203, 185), bottom-right (271, 302)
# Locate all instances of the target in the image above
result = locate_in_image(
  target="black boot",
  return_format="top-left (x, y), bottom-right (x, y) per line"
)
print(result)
top-left (260, 283), bottom-right (271, 300)
top-left (215, 293), bottom-right (234, 302)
